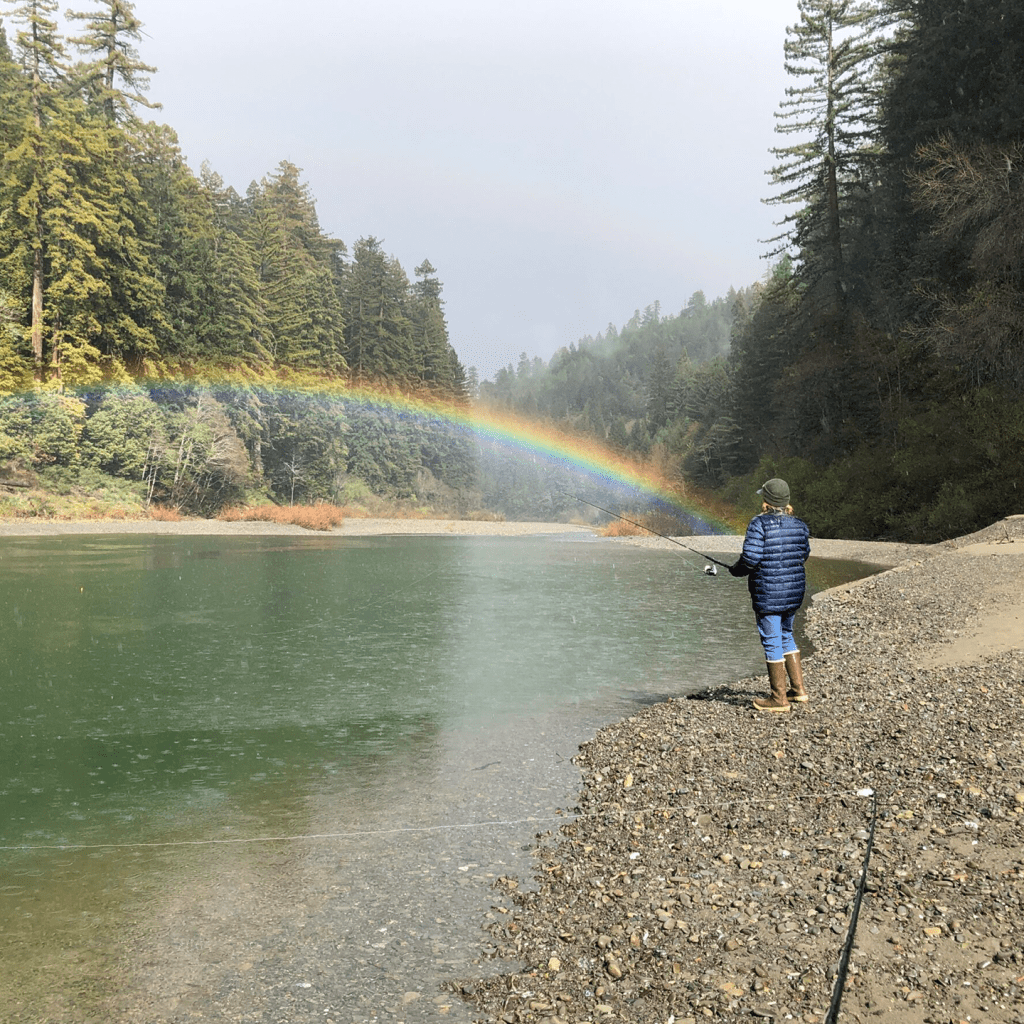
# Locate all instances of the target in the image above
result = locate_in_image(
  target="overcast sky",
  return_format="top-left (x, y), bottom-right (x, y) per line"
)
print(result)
top-left (114, 0), bottom-right (799, 381)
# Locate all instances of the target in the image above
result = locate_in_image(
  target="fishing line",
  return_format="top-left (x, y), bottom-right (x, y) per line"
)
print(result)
top-left (1, 786), bottom-right (879, 854)
top-left (561, 491), bottom-right (732, 575)
top-left (0, 815), bottom-right (566, 852)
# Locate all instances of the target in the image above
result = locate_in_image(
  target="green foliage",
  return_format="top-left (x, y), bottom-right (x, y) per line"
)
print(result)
top-left (0, 391), bottom-right (32, 461)
top-left (344, 236), bottom-right (414, 384)
top-left (888, 391), bottom-right (1024, 541)
top-left (343, 404), bottom-right (418, 497)
top-left (244, 162), bottom-right (346, 370)
top-left (706, 0), bottom-right (1024, 542)
top-left (66, 0), bottom-right (159, 125)
top-left (153, 390), bottom-right (249, 513)
top-left (0, 9), bottom-right (477, 514)
top-left (477, 292), bottom-right (742, 450)
top-left (334, 473), bottom-right (373, 505)
top-left (766, 0), bottom-right (884, 303)
top-left (0, 290), bottom-right (33, 394)
top-left (36, 462), bottom-right (146, 503)
top-left (726, 390), bottom-right (1024, 543)
top-left (12, 389), bottom-right (86, 466)
top-left (260, 389), bottom-right (347, 503)
top-left (80, 384), bottom-right (162, 478)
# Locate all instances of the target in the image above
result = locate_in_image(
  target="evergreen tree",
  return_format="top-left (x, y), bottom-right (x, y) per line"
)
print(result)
top-left (80, 383), bottom-right (163, 478)
top-left (0, 21), bottom-right (26, 150)
top-left (1, 0), bottom-right (164, 382)
top-left (196, 163), bottom-right (268, 364)
top-left (448, 346), bottom-right (471, 405)
top-left (0, 288), bottom-right (33, 394)
top-left (44, 99), bottom-right (167, 378)
top-left (645, 346), bottom-right (673, 430)
top-left (1, 0), bottom-right (67, 372)
top-left (907, 135), bottom-right (1024, 393)
top-left (66, 0), bottom-right (159, 125)
top-left (765, 0), bottom-right (884, 310)
top-left (409, 258), bottom-right (453, 394)
top-left (878, 0), bottom-right (1024, 323)
top-left (344, 236), bottom-right (413, 384)
top-left (260, 390), bottom-right (347, 502)
top-left (245, 162), bottom-right (346, 369)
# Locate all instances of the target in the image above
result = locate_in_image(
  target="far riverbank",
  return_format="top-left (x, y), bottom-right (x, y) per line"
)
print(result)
top-left (0, 515), bottom-right (927, 569)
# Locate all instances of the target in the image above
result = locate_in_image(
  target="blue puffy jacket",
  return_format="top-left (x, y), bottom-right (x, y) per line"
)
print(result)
top-left (730, 511), bottom-right (811, 614)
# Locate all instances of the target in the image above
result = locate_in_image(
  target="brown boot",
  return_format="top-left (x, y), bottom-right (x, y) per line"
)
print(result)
top-left (753, 660), bottom-right (790, 713)
top-left (784, 650), bottom-right (809, 703)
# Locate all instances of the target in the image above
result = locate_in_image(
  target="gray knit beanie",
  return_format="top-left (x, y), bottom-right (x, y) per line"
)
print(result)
top-left (757, 478), bottom-right (791, 507)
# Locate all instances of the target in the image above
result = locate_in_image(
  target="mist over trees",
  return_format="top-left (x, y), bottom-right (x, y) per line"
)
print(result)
top-left (478, 0), bottom-right (1024, 542)
top-left (0, 0), bottom-right (473, 512)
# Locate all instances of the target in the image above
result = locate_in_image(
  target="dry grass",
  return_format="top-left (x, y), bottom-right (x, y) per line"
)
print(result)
top-left (336, 502), bottom-right (499, 521)
top-left (148, 505), bottom-right (183, 522)
top-left (600, 518), bottom-right (646, 537)
top-left (463, 508), bottom-right (506, 522)
top-left (217, 503), bottom-right (345, 531)
top-left (598, 510), bottom-right (700, 540)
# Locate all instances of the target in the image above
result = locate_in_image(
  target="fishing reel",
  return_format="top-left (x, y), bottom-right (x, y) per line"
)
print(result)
top-left (703, 564), bottom-right (718, 576)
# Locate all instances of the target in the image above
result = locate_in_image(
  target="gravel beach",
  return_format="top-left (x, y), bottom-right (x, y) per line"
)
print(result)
top-left (446, 516), bottom-right (1024, 1024)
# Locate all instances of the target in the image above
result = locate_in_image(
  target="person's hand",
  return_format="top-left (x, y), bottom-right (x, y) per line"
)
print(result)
top-left (728, 560), bottom-right (746, 577)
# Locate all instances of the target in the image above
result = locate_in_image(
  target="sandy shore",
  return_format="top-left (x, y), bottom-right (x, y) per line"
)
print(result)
top-left (0, 516), bottom-right (595, 538)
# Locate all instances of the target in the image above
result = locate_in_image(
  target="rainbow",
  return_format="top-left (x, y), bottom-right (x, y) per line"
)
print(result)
top-left (4, 372), bottom-right (738, 535)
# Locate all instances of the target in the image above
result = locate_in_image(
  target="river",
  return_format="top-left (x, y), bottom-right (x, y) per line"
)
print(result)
top-left (0, 533), bottom-right (876, 1023)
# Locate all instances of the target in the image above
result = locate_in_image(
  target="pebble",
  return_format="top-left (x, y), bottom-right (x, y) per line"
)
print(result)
top-left (452, 519), bottom-right (1024, 1024)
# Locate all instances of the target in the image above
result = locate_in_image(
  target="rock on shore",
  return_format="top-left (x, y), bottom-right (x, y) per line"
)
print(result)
top-left (452, 520), bottom-right (1024, 1023)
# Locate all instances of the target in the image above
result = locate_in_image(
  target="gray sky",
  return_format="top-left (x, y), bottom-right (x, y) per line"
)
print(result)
top-left (124, 0), bottom-right (798, 381)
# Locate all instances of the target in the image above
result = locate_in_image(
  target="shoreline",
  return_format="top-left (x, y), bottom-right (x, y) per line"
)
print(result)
top-left (0, 515), bottom-right (928, 567)
top-left (453, 517), bottom-right (1024, 1023)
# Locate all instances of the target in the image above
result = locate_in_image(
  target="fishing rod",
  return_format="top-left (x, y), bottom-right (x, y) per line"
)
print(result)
top-left (563, 492), bottom-right (733, 575)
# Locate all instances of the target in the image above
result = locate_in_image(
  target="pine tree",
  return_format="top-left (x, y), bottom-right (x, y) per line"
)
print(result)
top-left (1, 0), bottom-right (165, 382)
top-left (42, 99), bottom-right (166, 379)
top-left (0, 288), bottom-right (33, 393)
top-left (245, 162), bottom-right (346, 369)
top-left (765, 0), bottom-right (884, 310)
top-left (1, 0), bottom-right (67, 372)
top-left (0, 21), bottom-right (26, 149)
top-left (344, 236), bottom-right (413, 384)
top-left (409, 258), bottom-right (454, 394)
top-left (66, 0), bottom-right (160, 125)
top-left (877, 0), bottom-right (1024, 322)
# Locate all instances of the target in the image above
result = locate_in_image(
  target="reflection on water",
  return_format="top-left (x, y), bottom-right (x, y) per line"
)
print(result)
top-left (0, 534), bottom-right (878, 1021)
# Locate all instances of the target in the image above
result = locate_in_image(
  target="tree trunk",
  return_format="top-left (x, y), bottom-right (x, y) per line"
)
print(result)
top-left (825, 18), bottom-right (846, 312)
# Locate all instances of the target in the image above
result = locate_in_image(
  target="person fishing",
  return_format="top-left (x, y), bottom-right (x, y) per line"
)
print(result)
top-left (728, 478), bottom-right (811, 713)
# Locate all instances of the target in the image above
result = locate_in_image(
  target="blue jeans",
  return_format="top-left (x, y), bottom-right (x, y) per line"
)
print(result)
top-left (756, 610), bottom-right (799, 662)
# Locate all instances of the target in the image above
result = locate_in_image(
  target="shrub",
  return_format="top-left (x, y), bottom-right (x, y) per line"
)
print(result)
top-left (600, 518), bottom-right (644, 537)
top-left (217, 503), bottom-right (345, 531)
top-left (149, 505), bottom-right (183, 521)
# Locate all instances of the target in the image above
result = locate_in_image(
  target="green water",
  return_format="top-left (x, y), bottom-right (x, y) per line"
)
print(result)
top-left (0, 534), bottom-right (875, 1022)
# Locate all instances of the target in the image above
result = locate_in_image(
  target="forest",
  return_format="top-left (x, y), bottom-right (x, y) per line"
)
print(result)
top-left (0, 0), bottom-right (476, 515)
top-left (2, 1), bottom-right (1023, 541)
top-left (478, 0), bottom-right (1024, 542)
